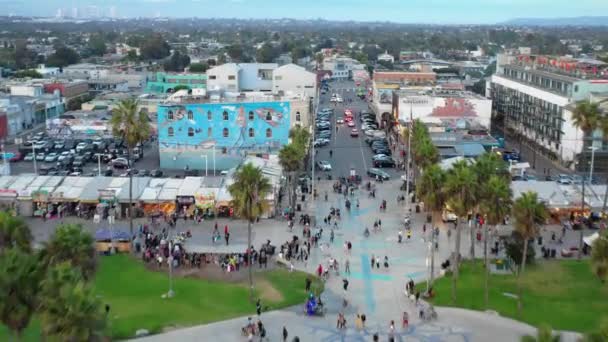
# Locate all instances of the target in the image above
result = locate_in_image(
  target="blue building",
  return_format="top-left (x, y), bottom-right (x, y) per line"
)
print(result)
top-left (158, 101), bottom-right (293, 171)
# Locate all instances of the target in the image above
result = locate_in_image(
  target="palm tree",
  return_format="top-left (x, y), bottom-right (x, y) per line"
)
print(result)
top-left (0, 248), bottom-right (40, 340)
top-left (0, 211), bottom-right (32, 253)
top-left (289, 126), bottom-right (310, 148)
top-left (513, 191), bottom-right (548, 316)
top-left (443, 160), bottom-right (478, 304)
top-left (416, 164), bottom-right (447, 290)
top-left (40, 224), bottom-right (97, 281)
top-left (110, 98), bottom-right (151, 237)
top-left (571, 100), bottom-right (601, 148)
top-left (414, 137), bottom-right (439, 171)
top-left (521, 324), bottom-right (561, 342)
top-left (228, 163), bottom-right (272, 300)
top-left (480, 175), bottom-right (512, 308)
top-left (39, 262), bottom-right (106, 341)
top-left (279, 144), bottom-right (304, 212)
top-left (591, 230), bottom-right (608, 283)
top-left (471, 152), bottom-right (505, 259)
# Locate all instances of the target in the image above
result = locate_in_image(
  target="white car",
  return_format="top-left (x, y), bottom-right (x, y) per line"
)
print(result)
top-left (442, 210), bottom-right (458, 222)
top-left (76, 142), bottom-right (88, 152)
top-left (336, 97), bottom-right (343, 103)
top-left (336, 117), bottom-right (344, 124)
top-left (316, 160), bottom-right (332, 171)
top-left (44, 152), bottom-right (58, 162)
top-left (347, 121), bottom-right (355, 127)
top-left (364, 129), bottom-right (376, 137)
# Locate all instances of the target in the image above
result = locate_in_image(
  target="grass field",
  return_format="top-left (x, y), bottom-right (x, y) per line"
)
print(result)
top-left (0, 254), bottom-right (322, 340)
top-left (419, 260), bottom-right (608, 332)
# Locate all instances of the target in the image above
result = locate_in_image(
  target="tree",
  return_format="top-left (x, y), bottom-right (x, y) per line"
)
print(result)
top-left (14, 39), bottom-right (36, 69)
top-left (0, 248), bottom-right (40, 340)
top-left (41, 224), bottom-right (96, 281)
top-left (188, 62), bottom-right (208, 73)
top-left (591, 230), bottom-right (608, 283)
top-left (111, 99), bottom-right (151, 237)
top-left (228, 163), bottom-right (272, 300)
top-left (413, 137), bottom-right (438, 171)
top-left (140, 34), bottom-right (171, 60)
top-left (315, 53), bottom-right (324, 69)
top-left (444, 160), bottom-right (478, 304)
top-left (290, 46), bottom-right (309, 62)
top-left (0, 211), bottom-right (32, 253)
top-left (521, 324), bottom-right (561, 342)
top-left (47, 45), bottom-right (80, 68)
top-left (164, 51), bottom-right (191, 72)
top-left (226, 44), bottom-right (244, 61)
top-left (88, 34), bottom-right (107, 56)
top-left (279, 144), bottom-right (304, 212)
top-left (416, 164), bottom-right (447, 290)
top-left (13, 69), bottom-right (43, 78)
top-left (571, 100), bottom-right (601, 148)
top-left (584, 317), bottom-right (608, 342)
top-left (479, 175), bottom-right (511, 308)
top-left (256, 43), bottom-right (279, 63)
top-left (39, 262), bottom-right (106, 341)
top-left (513, 191), bottom-right (548, 317)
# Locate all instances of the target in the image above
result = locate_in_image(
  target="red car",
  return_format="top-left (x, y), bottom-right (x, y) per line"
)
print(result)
top-left (8, 152), bottom-right (23, 162)
top-left (350, 129), bottom-right (359, 137)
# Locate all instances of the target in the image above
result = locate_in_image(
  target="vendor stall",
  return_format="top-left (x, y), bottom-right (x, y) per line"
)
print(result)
top-left (95, 228), bottom-right (132, 253)
top-left (49, 177), bottom-right (92, 218)
top-left (194, 187), bottom-right (219, 217)
top-left (177, 177), bottom-right (204, 218)
top-left (9, 175), bottom-right (37, 216)
top-left (0, 176), bottom-right (18, 213)
top-left (104, 177), bottom-right (150, 219)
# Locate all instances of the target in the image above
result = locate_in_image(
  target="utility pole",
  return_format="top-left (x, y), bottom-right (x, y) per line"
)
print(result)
top-left (404, 102), bottom-right (413, 213)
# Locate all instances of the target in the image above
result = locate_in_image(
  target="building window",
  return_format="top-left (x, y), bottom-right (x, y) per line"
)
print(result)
top-left (228, 75), bottom-right (236, 80)
top-left (209, 75), bottom-right (216, 80)
top-left (266, 128), bottom-right (272, 138)
top-left (223, 128), bottom-right (229, 137)
top-left (248, 111), bottom-right (254, 120)
top-left (188, 127), bottom-right (194, 137)
top-left (207, 110), bottom-right (212, 120)
top-left (296, 112), bottom-right (301, 121)
top-left (223, 111), bottom-right (229, 120)
top-left (574, 85), bottom-right (579, 92)
top-left (221, 147), bottom-right (227, 154)
top-left (265, 112), bottom-right (272, 121)
top-left (207, 127), bottom-right (212, 137)
top-left (168, 127), bottom-right (174, 137)
top-left (249, 128), bottom-right (255, 137)
top-left (167, 110), bottom-right (174, 120)
top-left (187, 110), bottom-right (194, 120)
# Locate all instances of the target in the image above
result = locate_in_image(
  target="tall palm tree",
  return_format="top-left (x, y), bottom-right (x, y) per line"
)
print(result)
top-left (110, 98), bottom-right (151, 237)
top-left (289, 126), bottom-right (310, 148)
top-left (228, 163), bottom-right (272, 300)
top-left (0, 248), bottom-right (40, 340)
top-left (416, 164), bottom-right (447, 290)
top-left (414, 137), bottom-right (439, 171)
top-left (479, 175), bottom-right (512, 308)
top-left (591, 230), bottom-right (608, 283)
top-left (279, 144), bottom-right (304, 212)
top-left (40, 224), bottom-right (97, 281)
top-left (39, 262), bottom-right (106, 342)
top-left (521, 324), bottom-right (561, 342)
top-left (513, 191), bottom-right (547, 317)
top-left (470, 152), bottom-right (504, 259)
top-left (0, 211), bottom-right (32, 253)
top-left (571, 100), bottom-right (601, 148)
top-left (444, 160), bottom-right (478, 304)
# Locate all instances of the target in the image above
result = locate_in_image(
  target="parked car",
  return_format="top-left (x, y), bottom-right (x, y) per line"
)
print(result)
top-left (442, 209), bottom-right (458, 222)
top-left (76, 142), bottom-right (88, 153)
top-left (151, 169), bottom-right (164, 178)
top-left (138, 169), bottom-right (151, 177)
top-left (373, 157), bottom-right (396, 168)
top-left (336, 117), bottom-right (344, 124)
top-left (316, 160), bottom-right (332, 171)
top-left (35, 153), bottom-right (46, 161)
top-left (367, 168), bottom-right (390, 180)
top-left (557, 174), bottom-right (572, 185)
top-left (53, 140), bottom-right (65, 150)
top-left (350, 128), bottom-right (359, 137)
top-left (313, 138), bottom-right (331, 147)
top-left (24, 153), bottom-right (35, 161)
top-left (72, 156), bottom-right (86, 168)
top-left (111, 158), bottom-right (129, 169)
top-left (9, 152), bottom-right (23, 162)
top-left (44, 152), bottom-right (59, 162)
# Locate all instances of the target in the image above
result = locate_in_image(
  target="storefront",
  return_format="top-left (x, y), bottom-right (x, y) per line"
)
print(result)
top-left (176, 177), bottom-right (204, 218)
top-left (194, 187), bottom-right (219, 218)
top-left (105, 177), bottom-right (150, 219)
top-left (7, 175), bottom-right (37, 216)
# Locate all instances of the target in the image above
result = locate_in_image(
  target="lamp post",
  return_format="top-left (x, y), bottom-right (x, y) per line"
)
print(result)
top-left (588, 146), bottom-right (598, 181)
top-left (32, 144), bottom-right (37, 174)
top-left (167, 238), bottom-right (175, 298)
top-left (201, 155), bottom-right (208, 177)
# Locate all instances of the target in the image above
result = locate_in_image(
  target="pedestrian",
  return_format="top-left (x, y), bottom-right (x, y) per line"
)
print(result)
top-left (371, 254), bottom-right (375, 269)
top-left (355, 314), bottom-right (363, 330)
top-left (402, 311), bottom-right (409, 329)
top-left (398, 230), bottom-right (403, 243)
top-left (347, 241), bottom-right (352, 254)
top-left (343, 278), bottom-right (349, 291)
top-left (378, 218), bottom-right (382, 229)
top-left (389, 320), bottom-right (395, 337)
top-left (256, 298), bottom-right (262, 316)
top-left (225, 231), bottom-right (230, 245)
top-left (415, 291), bottom-right (420, 305)
top-left (373, 333), bottom-right (379, 342)
top-left (384, 256), bottom-right (389, 269)
top-left (345, 259), bottom-right (350, 275)
top-left (330, 229), bottom-right (334, 243)
top-left (361, 313), bottom-right (366, 328)
top-left (305, 277), bottom-right (311, 292)
top-left (317, 264), bottom-right (323, 277)
top-left (447, 228), bottom-right (452, 240)
top-left (282, 326), bottom-right (288, 342)
top-left (376, 256), bottom-right (380, 269)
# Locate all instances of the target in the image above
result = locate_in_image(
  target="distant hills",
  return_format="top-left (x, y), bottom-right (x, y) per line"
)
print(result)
top-left (503, 16), bottom-right (608, 26)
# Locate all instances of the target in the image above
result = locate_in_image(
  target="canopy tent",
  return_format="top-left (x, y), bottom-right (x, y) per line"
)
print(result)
top-left (104, 177), bottom-right (151, 203)
top-left (0, 176), bottom-right (17, 189)
top-left (79, 177), bottom-right (115, 203)
top-left (511, 181), bottom-right (570, 208)
top-left (95, 228), bottom-right (131, 241)
top-left (583, 232), bottom-right (600, 246)
top-left (9, 174), bottom-right (37, 198)
top-left (139, 187), bottom-right (162, 203)
top-left (177, 177), bottom-right (204, 197)
top-left (215, 186), bottom-right (232, 207)
top-left (438, 156), bottom-right (475, 171)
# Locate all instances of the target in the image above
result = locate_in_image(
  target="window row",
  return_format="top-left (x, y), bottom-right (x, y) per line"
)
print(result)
top-left (167, 127), bottom-right (274, 138)
top-left (167, 110), bottom-right (300, 122)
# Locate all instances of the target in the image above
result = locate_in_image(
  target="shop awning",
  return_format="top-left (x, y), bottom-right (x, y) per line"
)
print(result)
top-left (50, 177), bottom-right (92, 202)
top-left (139, 187), bottom-right (161, 203)
top-left (178, 177), bottom-right (204, 197)
top-left (79, 177), bottom-right (115, 203)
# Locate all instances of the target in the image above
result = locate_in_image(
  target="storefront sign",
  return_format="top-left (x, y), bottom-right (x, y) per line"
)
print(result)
top-left (176, 196), bottom-right (195, 205)
top-left (0, 189), bottom-right (17, 198)
top-left (98, 189), bottom-right (116, 201)
top-left (195, 192), bottom-right (215, 209)
top-left (32, 190), bottom-right (49, 202)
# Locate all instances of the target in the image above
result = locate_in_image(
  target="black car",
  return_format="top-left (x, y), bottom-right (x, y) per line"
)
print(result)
top-left (373, 158), bottom-right (396, 168)
top-left (366, 137), bottom-right (387, 146)
top-left (151, 169), bottom-right (163, 178)
top-left (138, 169), bottom-right (151, 177)
top-left (372, 147), bottom-right (391, 155)
top-left (371, 142), bottom-right (389, 150)
top-left (38, 165), bottom-right (58, 175)
top-left (83, 151), bottom-right (94, 162)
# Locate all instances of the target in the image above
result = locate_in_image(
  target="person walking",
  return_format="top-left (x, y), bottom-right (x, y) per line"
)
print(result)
top-left (305, 277), bottom-right (311, 292)
top-left (282, 326), bottom-right (288, 342)
top-left (256, 298), bottom-right (262, 316)
top-left (330, 229), bottom-right (334, 243)
top-left (402, 311), bottom-right (409, 329)
top-left (371, 254), bottom-right (375, 269)
top-left (344, 259), bottom-right (350, 275)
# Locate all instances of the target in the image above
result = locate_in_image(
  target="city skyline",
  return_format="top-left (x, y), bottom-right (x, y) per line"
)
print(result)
top-left (0, 0), bottom-right (607, 24)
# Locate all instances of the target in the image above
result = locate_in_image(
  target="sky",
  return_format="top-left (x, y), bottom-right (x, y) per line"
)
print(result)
top-left (0, 0), bottom-right (607, 24)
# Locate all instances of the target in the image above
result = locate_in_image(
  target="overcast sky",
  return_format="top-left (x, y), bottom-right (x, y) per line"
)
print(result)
top-left (1, 0), bottom-right (607, 24)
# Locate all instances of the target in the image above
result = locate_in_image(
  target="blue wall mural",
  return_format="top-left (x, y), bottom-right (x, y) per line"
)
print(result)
top-left (157, 101), bottom-right (291, 171)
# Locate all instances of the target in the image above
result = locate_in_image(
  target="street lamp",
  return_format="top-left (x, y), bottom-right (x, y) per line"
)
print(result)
top-left (201, 155), bottom-right (208, 177)
top-left (32, 144), bottom-right (37, 174)
top-left (588, 146), bottom-right (598, 181)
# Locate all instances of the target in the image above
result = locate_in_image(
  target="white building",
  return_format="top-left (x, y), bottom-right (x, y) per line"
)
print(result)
top-left (35, 64), bottom-right (60, 77)
top-left (377, 51), bottom-right (395, 64)
top-left (10, 85), bottom-right (44, 97)
top-left (323, 56), bottom-right (366, 80)
top-left (62, 63), bottom-right (110, 79)
top-left (206, 63), bottom-right (316, 98)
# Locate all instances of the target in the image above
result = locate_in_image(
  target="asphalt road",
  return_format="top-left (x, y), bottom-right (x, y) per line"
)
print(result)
top-left (314, 80), bottom-right (401, 181)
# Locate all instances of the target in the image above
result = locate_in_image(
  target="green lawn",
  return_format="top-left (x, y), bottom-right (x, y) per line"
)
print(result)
top-left (1, 254), bottom-right (322, 340)
top-left (419, 260), bottom-right (608, 332)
